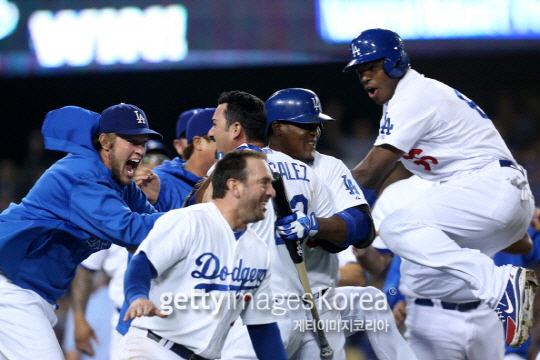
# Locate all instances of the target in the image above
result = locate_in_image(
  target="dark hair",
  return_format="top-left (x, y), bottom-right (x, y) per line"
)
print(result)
top-left (217, 91), bottom-right (267, 144)
top-left (212, 150), bottom-right (267, 199)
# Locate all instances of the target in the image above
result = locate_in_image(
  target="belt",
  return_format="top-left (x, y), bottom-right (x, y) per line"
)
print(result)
top-left (147, 330), bottom-right (209, 360)
top-left (414, 298), bottom-right (481, 312)
top-left (499, 159), bottom-right (524, 175)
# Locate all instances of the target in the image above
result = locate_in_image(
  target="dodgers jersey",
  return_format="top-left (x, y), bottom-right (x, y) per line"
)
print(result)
top-left (132, 202), bottom-right (273, 360)
top-left (375, 69), bottom-right (515, 181)
top-left (259, 148), bottom-right (335, 295)
top-left (310, 151), bottom-right (367, 287)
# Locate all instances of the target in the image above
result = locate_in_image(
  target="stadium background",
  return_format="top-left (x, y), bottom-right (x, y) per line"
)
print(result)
top-left (0, 1), bottom-right (540, 359)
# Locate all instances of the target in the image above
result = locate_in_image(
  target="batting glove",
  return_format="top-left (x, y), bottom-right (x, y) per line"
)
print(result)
top-left (276, 211), bottom-right (317, 242)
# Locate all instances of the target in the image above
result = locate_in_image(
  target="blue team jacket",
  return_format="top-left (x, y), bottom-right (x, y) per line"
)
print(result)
top-left (0, 106), bottom-right (162, 303)
top-left (152, 157), bottom-right (201, 211)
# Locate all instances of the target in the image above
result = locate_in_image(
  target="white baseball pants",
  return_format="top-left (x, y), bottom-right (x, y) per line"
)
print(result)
top-left (380, 161), bottom-right (534, 309)
top-left (0, 274), bottom-right (64, 360)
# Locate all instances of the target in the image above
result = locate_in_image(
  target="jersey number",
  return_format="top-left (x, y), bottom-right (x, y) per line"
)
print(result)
top-left (403, 148), bottom-right (439, 171)
top-left (454, 89), bottom-right (489, 119)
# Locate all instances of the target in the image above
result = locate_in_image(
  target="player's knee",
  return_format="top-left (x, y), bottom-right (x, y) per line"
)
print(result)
top-left (379, 209), bottom-right (413, 249)
top-left (344, 286), bottom-right (389, 312)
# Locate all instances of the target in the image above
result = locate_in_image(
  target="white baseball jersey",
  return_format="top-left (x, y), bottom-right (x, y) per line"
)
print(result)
top-left (132, 202), bottom-right (273, 360)
top-left (260, 148), bottom-right (335, 295)
top-left (309, 151), bottom-right (367, 287)
top-left (81, 244), bottom-right (129, 309)
top-left (375, 69), bottom-right (515, 182)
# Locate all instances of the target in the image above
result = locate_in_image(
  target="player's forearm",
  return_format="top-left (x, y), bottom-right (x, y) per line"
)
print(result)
top-left (71, 266), bottom-right (94, 315)
top-left (354, 246), bottom-right (393, 275)
top-left (316, 206), bottom-right (375, 248)
top-left (124, 252), bottom-right (157, 304)
top-left (247, 323), bottom-right (289, 360)
top-left (316, 215), bottom-right (347, 245)
top-left (352, 144), bottom-right (403, 190)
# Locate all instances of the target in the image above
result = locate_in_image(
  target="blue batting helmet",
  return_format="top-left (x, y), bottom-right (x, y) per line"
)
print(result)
top-left (343, 28), bottom-right (410, 78)
top-left (265, 88), bottom-right (334, 132)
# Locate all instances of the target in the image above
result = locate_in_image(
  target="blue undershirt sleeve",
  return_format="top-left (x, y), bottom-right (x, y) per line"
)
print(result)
top-left (247, 323), bottom-right (289, 360)
top-left (123, 251), bottom-right (158, 305)
top-left (358, 183), bottom-right (378, 208)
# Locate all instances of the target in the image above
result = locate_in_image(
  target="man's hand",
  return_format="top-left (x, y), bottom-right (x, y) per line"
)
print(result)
top-left (392, 300), bottom-right (407, 327)
top-left (123, 298), bottom-right (168, 321)
top-left (276, 211), bottom-right (317, 242)
top-left (135, 169), bottom-right (160, 205)
top-left (74, 313), bottom-right (99, 356)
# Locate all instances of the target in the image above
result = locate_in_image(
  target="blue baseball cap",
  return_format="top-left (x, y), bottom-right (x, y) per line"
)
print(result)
top-left (186, 108), bottom-right (216, 143)
top-left (176, 108), bottom-right (202, 139)
top-left (146, 139), bottom-right (169, 155)
top-left (99, 103), bottom-right (162, 139)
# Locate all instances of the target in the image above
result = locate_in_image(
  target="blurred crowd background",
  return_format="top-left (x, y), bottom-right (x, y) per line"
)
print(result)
top-left (2, 55), bottom-right (540, 211)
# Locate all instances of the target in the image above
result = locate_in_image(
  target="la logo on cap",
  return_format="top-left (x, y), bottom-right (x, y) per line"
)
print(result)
top-left (135, 110), bottom-right (146, 124)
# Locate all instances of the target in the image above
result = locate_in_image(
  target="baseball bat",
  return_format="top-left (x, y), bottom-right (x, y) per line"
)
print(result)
top-left (271, 172), bottom-right (334, 359)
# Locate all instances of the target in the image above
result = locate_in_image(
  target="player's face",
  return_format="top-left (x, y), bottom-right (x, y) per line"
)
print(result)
top-left (198, 136), bottom-right (217, 174)
top-left (277, 122), bottom-right (321, 163)
top-left (208, 104), bottom-right (235, 155)
top-left (238, 158), bottom-right (275, 224)
top-left (108, 135), bottom-right (148, 185)
top-left (354, 59), bottom-right (400, 105)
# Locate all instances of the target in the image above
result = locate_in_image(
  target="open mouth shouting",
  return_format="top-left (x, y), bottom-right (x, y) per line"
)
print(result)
top-left (125, 158), bottom-right (141, 177)
top-left (365, 86), bottom-right (378, 100)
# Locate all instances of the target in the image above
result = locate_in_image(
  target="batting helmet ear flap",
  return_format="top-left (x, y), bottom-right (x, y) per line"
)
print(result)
top-left (383, 51), bottom-right (410, 78)
top-left (343, 28), bottom-right (410, 78)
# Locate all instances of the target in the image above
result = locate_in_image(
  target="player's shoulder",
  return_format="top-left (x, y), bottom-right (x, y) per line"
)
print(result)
top-left (156, 202), bottom-right (214, 223)
top-left (395, 69), bottom-right (454, 104)
top-left (313, 151), bottom-right (347, 169)
top-left (265, 148), bottom-right (295, 162)
top-left (244, 226), bottom-right (268, 248)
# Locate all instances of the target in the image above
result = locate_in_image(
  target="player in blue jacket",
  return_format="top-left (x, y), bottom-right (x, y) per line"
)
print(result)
top-left (151, 108), bottom-right (216, 211)
top-left (0, 103), bottom-right (163, 360)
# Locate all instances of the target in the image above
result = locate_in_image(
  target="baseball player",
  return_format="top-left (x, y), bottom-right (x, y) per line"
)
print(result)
top-left (73, 108), bottom-right (218, 356)
top-left (0, 104), bottom-right (164, 359)
top-left (71, 244), bottom-right (130, 358)
top-left (263, 88), bottom-right (417, 360)
top-left (149, 108), bottom-right (217, 210)
top-left (343, 28), bottom-right (536, 347)
top-left (173, 108), bottom-right (202, 159)
top-left (199, 90), bottom-right (341, 359)
top-left (114, 150), bottom-right (288, 360)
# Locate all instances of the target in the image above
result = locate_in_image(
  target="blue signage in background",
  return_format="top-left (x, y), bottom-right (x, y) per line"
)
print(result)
top-left (317, 0), bottom-right (540, 42)
top-left (0, 0), bottom-right (539, 77)
top-left (0, 0), bottom-right (19, 40)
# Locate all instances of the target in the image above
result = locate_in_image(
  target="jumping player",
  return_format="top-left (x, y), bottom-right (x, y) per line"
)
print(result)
top-left (343, 28), bottom-right (536, 347)
top-left (0, 104), bottom-right (163, 359)
top-left (114, 150), bottom-right (288, 360)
